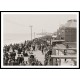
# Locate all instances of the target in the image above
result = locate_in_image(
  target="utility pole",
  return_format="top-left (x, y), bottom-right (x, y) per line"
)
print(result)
top-left (34, 32), bottom-right (35, 39)
top-left (42, 29), bottom-right (43, 37)
top-left (30, 26), bottom-right (32, 41)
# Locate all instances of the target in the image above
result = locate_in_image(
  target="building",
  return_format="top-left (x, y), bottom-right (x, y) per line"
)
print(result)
top-left (57, 19), bottom-right (77, 42)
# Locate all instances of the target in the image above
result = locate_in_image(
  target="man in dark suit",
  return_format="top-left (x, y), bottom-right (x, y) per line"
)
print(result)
top-left (17, 55), bottom-right (21, 65)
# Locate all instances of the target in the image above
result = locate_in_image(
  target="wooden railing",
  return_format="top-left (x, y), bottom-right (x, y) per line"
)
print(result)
top-left (51, 55), bottom-right (76, 59)
top-left (50, 48), bottom-right (77, 66)
top-left (53, 48), bottom-right (76, 50)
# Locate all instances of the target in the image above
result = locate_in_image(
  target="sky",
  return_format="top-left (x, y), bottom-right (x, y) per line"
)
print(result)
top-left (3, 13), bottom-right (77, 34)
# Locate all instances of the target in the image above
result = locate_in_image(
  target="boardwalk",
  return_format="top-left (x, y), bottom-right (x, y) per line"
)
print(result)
top-left (33, 50), bottom-right (45, 65)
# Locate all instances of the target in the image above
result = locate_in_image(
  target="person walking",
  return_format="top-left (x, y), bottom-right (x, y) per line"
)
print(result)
top-left (64, 50), bottom-right (67, 62)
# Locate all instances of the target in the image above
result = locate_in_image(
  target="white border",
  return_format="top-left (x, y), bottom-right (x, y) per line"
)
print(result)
top-left (1, 12), bottom-right (79, 15)
top-left (1, 12), bottom-right (79, 68)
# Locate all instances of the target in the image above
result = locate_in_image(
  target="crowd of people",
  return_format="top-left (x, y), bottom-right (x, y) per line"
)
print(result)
top-left (3, 37), bottom-right (72, 66)
top-left (3, 39), bottom-right (53, 66)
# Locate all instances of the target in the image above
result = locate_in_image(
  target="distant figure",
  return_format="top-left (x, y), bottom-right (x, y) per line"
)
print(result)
top-left (28, 55), bottom-right (36, 65)
top-left (42, 45), bottom-right (44, 54)
top-left (20, 55), bottom-right (24, 63)
top-left (23, 52), bottom-right (28, 57)
top-left (13, 59), bottom-right (19, 65)
top-left (21, 61), bottom-right (26, 66)
top-left (9, 47), bottom-right (13, 53)
top-left (64, 50), bottom-right (67, 62)
top-left (18, 47), bottom-right (22, 54)
top-left (66, 44), bottom-right (69, 48)
top-left (17, 55), bottom-right (21, 64)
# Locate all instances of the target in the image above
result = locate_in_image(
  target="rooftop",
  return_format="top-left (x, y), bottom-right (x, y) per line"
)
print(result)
top-left (65, 19), bottom-right (77, 27)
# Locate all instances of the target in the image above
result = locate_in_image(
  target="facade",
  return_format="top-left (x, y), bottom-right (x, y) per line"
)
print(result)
top-left (57, 19), bottom-right (77, 42)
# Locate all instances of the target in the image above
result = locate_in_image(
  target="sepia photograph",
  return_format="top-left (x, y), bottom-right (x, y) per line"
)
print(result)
top-left (1, 12), bottom-right (79, 68)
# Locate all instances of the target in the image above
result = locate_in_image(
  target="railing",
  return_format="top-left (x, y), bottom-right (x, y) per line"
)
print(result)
top-left (50, 48), bottom-right (77, 66)
top-left (51, 55), bottom-right (76, 59)
top-left (54, 48), bottom-right (76, 50)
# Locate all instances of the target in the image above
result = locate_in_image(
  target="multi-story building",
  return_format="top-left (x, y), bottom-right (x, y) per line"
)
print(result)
top-left (57, 19), bottom-right (77, 42)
